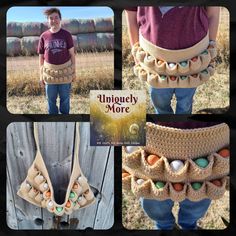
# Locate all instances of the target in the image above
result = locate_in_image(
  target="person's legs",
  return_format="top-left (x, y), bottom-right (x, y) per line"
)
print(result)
top-left (58, 83), bottom-right (71, 114)
top-left (150, 87), bottom-right (174, 114)
top-left (175, 88), bottom-right (196, 114)
top-left (178, 198), bottom-right (211, 229)
top-left (141, 198), bottom-right (175, 229)
top-left (45, 84), bottom-right (59, 114)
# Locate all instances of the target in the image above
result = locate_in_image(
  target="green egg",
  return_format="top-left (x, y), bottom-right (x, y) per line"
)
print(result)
top-left (160, 75), bottom-right (166, 80)
top-left (180, 61), bottom-right (187, 67)
top-left (202, 69), bottom-right (208, 74)
top-left (191, 182), bottom-right (202, 190)
top-left (180, 76), bottom-right (187, 80)
top-left (155, 181), bottom-right (165, 189)
top-left (69, 192), bottom-right (75, 198)
top-left (194, 158), bottom-right (209, 168)
top-left (56, 207), bottom-right (63, 212)
top-left (201, 50), bottom-right (208, 55)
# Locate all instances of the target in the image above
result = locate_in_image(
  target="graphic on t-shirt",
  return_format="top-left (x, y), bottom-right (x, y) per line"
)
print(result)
top-left (90, 90), bottom-right (146, 146)
top-left (159, 6), bottom-right (184, 16)
top-left (45, 39), bottom-right (67, 54)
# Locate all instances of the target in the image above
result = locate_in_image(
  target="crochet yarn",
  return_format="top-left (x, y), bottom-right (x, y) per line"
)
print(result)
top-left (132, 32), bottom-right (217, 88)
top-left (122, 123), bottom-right (229, 202)
top-left (41, 60), bottom-right (75, 84)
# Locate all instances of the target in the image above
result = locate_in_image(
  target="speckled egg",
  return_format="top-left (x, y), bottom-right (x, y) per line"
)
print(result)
top-left (126, 146), bottom-right (139, 153)
top-left (155, 181), bottom-right (165, 189)
top-left (170, 160), bottom-right (184, 172)
top-left (191, 182), bottom-right (202, 190)
top-left (194, 158), bottom-right (209, 168)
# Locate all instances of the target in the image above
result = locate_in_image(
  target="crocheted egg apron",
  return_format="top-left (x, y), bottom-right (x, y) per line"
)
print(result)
top-left (42, 60), bottom-right (75, 84)
top-left (132, 32), bottom-right (217, 88)
top-left (122, 122), bottom-right (229, 202)
top-left (17, 123), bottom-right (95, 216)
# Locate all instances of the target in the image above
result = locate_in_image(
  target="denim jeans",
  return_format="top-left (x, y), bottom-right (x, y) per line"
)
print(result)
top-left (150, 87), bottom-right (197, 114)
top-left (45, 83), bottom-right (71, 114)
top-left (141, 198), bottom-right (211, 230)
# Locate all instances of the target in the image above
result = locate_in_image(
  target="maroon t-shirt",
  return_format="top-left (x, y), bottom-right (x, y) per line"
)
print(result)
top-left (38, 28), bottom-right (74, 65)
top-left (126, 7), bottom-right (209, 50)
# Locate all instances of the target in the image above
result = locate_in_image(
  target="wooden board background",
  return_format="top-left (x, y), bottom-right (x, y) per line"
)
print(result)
top-left (6, 122), bottom-right (114, 230)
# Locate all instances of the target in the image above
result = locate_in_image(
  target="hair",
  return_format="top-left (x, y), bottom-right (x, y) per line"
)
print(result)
top-left (44, 8), bottom-right (62, 19)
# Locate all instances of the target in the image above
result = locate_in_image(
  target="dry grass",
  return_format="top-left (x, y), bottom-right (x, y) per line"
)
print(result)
top-left (7, 51), bottom-right (114, 114)
top-left (122, 7), bottom-right (230, 114)
top-left (122, 191), bottom-right (229, 230)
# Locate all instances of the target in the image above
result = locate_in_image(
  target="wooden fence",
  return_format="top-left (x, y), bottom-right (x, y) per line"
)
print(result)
top-left (7, 122), bottom-right (114, 229)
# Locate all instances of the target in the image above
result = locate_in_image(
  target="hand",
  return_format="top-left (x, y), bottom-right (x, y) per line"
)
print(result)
top-left (39, 80), bottom-right (45, 88)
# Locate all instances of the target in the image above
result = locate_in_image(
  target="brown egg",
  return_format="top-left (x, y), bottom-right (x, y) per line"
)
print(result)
top-left (191, 57), bottom-right (198, 62)
top-left (211, 179), bottom-right (222, 187)
top-left (46, 191), bottom-right (51, 198)
top-left (146, 154), bottom-right (160, 166)
top-left (122, 172), bottom-right (130, 178)
top-left (170, 76), bottom-right (177, 81)
top-left (173, 183), bottom-right (184, 192)
top-left (218, 148), bottom-right (229, 158)
top-left (73, 183), bottom-right (79, 189)
top-left (66, 201), bottom-right (71, 208)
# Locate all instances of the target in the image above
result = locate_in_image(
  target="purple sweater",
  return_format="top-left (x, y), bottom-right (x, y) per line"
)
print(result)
top-left (126, 7), bottom-right (209, 50)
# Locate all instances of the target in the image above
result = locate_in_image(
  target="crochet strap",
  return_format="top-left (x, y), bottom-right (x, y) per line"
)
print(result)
top-left (73, 122), bottom-right (80, 165)
top-left (33, 122), bottom-right (40, 151)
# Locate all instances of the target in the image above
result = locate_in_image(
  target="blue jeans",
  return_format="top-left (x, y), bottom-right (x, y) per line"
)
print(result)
top-left (45, 84), bottom-right (71, 114)
top-left (150, 87), bottom-right (196, 114)
top-left (141, 198), bottom-right (211, 230)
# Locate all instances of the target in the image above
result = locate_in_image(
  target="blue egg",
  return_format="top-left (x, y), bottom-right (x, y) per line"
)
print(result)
top-left (194, 158), bottom-right (209, 168)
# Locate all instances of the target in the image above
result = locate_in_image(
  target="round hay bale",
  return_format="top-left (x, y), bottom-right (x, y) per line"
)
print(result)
top-left (7, 37), bottom-right (21, 56)
top-left (96, 33), bottom-right (114, 50)
top-left (22, 22), bottom-right (42, 36)
top-left (7, 22), bottom-right (23, 37)
top-left (77, 19), bottom-right (95, 33)
top-left (41, 22), bottom-right (49, 34)
top-left (61, 19), bottom-right (79, 35)
top-left (21, 36), bottom-right (40, 56)
top-left (94, 17), bottom-right (113, 32)
top-left (77, 33), bottom-right (97, 51)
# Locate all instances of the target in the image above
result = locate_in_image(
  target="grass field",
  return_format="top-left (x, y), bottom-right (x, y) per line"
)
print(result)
top-left (7, 51), bottom-right (114, 114)
top-left (122, 8), bottom-right (229, 114)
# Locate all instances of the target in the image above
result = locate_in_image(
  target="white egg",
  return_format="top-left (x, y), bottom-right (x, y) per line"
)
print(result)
top-left (126, 146), bottom-right (139, 153)
top-left (136, 179), bottom-right (145, 185)
top-left (47, 200), bottom-right (53, 208)
top-left (170, 160), bottom-right (184, 172)
top-left (43, 183), bottom-right (48, 189)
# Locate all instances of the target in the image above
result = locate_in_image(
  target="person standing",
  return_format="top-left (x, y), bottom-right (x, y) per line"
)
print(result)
top-left (38, 8), bottom-right (76, 114)
top-left (125, 7), bottom-right (220, 114)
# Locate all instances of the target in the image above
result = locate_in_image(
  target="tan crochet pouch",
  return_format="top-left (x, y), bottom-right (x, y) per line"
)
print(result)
top-left (186, 182), bottom-right (207, 202)
top-left (122, 174), bottom-right (132, 191)
top-left (140, 150), bottom-right (165, 178)
top-left (206, 176), bottom-right (227, 200)
top-left (169, 183), bottom-right (187, 202)
top-left (164, 158), bottom-right (189, 182)
top-left (189, 56), bottom-right (202, 71)
top-left (150, 181), bottom-right (169, 200)
top-left (212, 152), bottom-right (229, 176)
top-left (131, 176), bottom-right (151, 198)
top-left (122, 147), bottom-right (142, 169)
top-left (188, 154), bottom-right (214, 180)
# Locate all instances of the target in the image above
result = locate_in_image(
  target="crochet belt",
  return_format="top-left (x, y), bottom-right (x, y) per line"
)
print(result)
top-left (122, 123), bottom-right (229, 202)
top-left (132, 32), bottom-right (217, 88)
top-left (41, 60), bottom-right (75, 84)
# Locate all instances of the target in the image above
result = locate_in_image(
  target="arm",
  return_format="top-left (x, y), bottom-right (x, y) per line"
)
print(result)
top-left (39, 54), bottom-right (44, 87)
top-left (206, 7), bottom-right (220, 41)
top-left (125, 10), bottom-right (139, 46)
top-left (69, 47), bottom-right (76, 82)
